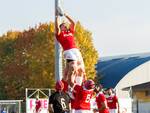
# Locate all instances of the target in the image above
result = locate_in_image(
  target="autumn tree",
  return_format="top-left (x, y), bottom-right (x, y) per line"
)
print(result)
top-left (75, 22), bottom-right (99, 79)
top-left (0, 22), bottom-right (98, 99)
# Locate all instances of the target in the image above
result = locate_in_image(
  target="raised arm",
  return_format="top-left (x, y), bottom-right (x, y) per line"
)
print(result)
top-left (55, 16), bottom-right (60, 35)
top-left (64, 13), bottom-right (75, 30)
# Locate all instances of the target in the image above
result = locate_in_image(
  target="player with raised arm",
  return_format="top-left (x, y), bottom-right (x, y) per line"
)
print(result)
top-left (56, 11), bottom-right (86, 86)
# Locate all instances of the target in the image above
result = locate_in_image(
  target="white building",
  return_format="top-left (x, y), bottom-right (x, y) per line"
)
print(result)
top-left (96, 53), bottom-right (150, 113)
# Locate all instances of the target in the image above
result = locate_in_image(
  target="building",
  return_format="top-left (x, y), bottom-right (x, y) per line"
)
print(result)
top-left (96, 53), bottom-right (150, 113)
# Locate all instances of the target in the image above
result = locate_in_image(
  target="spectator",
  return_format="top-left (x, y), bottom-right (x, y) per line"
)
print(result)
top-left (35, 97), bottom-right (42, 113)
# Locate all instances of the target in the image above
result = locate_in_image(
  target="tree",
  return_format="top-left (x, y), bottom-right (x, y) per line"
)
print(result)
top-left (0, 22), bottom-right (98, 99)
top-left (75, 22), bottom-right (99, 79)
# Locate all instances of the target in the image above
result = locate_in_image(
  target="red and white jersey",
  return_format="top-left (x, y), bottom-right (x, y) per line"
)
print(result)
top-left (106, 95), bottom-right (118, 109)
top-left (35, 100), bottom-right (41, 112)
top-left (56, 26), bottom-right (77, 51)
top-left (96, 92), bottom-right (109, 113)
top-left (73, 85), bottom-right (93, 110)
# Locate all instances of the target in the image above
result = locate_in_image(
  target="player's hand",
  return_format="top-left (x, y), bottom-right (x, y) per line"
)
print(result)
top-left (118, 110), bottom-right (121, 113)
top-left (64, 13), bottom-right (67, 17)
top-left (93, 109), bottom-right (98, 113)
top-left (57, 7), bottom-right (64, 16)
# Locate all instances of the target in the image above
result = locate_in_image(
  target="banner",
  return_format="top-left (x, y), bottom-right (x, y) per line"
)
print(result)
top-left (26, 98), bottom-right (49, 113)
top-left (118, 98), bottom-right (132, 113)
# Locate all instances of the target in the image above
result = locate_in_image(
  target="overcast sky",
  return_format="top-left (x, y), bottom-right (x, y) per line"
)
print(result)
top-left (0, 0), bottom-right (150, 57)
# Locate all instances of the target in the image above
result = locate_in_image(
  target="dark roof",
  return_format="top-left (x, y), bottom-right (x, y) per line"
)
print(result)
top-left (96, 53), bottom-right (150, 88)
top-left (122, 82), bottom-right (150, 91)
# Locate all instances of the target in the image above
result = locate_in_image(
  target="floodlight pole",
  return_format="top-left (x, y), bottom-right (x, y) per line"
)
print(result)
top-left (55, 0), bottom-right (63, 81)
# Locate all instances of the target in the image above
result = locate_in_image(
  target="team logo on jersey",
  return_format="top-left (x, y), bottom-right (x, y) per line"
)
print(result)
top-left (107, 100), bottom-right (113, 102)
top-left (63, 33), bottom-right (73, 37)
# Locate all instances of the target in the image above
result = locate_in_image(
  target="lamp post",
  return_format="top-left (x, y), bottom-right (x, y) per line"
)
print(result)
top-left (54, 0), bottom-right (63, 81)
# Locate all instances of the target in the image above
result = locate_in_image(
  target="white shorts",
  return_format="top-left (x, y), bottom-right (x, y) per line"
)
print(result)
top-left (64, 48), bottom-right (84, 68)
top-left (71, 109), bottom-right (75, 113)
top-left (75, 76), bottom-right (83, 86)
top-left (71, 71), bottom-right (83, 86)
top-left (109, 109), bottom-right (117, 113)
top-left (74, 110), bottom-right (92, 113)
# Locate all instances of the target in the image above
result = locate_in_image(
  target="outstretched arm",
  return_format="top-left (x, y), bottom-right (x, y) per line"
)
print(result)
top-left (64, 13), bottom-right (75, 30)
top-left (55, 16), bottom-right (60, 35)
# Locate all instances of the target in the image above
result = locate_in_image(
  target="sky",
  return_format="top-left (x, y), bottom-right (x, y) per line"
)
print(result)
top-left (0, 0), bottom-right (150, 57)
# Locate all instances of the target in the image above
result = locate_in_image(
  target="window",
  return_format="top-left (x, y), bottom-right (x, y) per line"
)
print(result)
top-left (145, 90), bottom-right (150, 96)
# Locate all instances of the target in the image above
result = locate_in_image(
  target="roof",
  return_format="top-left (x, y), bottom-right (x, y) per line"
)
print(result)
top-left (96, 53), bottom-right (150, 88)
top-left (123, 82), bottom-right (150, 91)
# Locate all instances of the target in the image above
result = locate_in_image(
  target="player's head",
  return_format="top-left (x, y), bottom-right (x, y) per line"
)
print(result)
top-left (105, 88), bottom-right (113, 95)
top-left (36, 95), bottom-right (39, 100)
top-left (94, 84), bottom-right (103, 93)
top-left (55, 80), bottom-right (64, 92)
top-left (94, 85), bottom-right (100, 93)
top-left (84, 79), bottom-right (95, 90)
top-left (59, 23), bottom-right (67, 31)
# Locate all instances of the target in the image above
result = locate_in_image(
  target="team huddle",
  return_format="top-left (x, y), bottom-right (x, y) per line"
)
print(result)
top-left (48, 10), bottom-right (120, 113)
